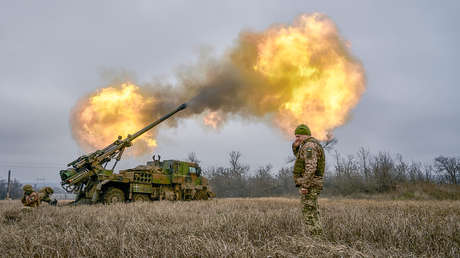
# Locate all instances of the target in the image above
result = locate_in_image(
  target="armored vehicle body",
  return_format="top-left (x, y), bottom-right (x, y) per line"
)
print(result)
top-left (94, 157), bottom-right (213, 203)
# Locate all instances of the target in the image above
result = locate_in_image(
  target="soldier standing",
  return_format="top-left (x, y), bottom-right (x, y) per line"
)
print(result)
top-left (21, 184), bottom-right (40, 208)
top-left (292, 124), bottom-right (325, 235)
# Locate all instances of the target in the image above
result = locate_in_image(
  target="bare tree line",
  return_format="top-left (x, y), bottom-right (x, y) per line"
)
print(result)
top-left (325, 148), bottom-right (459, 195)
top-left (198, 151), bottom-right (296, 197)
top-left (199, 148), bottom-right (460, 198)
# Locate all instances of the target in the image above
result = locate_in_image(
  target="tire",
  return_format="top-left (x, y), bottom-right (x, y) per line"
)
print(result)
top-left (103, 187), bottom-right (125, 204)
top-left (194, 190), bottom-right (208, 200)
top-left (133, 194), bottom-right (150, 202)
top-left (202, 191), bottom-right (209, 200)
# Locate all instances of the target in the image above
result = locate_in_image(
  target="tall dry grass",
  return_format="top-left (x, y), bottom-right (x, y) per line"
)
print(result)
top-left (0, 198), bottom-right (458, 257)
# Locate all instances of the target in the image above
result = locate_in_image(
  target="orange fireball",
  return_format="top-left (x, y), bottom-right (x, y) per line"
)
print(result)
top-left (71, 83), bottom-right (157, 155)
top-left (252, 13), bottom-right (365, 140)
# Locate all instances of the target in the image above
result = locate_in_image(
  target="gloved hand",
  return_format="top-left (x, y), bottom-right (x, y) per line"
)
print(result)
top-left (300, 188), bottom-right (308, 195)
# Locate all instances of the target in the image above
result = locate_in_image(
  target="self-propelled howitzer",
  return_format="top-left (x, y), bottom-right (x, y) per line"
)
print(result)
top-left (60, 103), bottom-right (187, 203)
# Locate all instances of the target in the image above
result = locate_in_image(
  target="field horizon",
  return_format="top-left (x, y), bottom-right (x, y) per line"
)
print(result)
top-left (1, 197), bottom-right (458, 257)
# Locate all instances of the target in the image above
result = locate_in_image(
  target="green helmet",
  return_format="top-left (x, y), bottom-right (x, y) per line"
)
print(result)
top-left (40, 187), bottom-right (54, 194)
top-left (23, 184), bottom-right (33, 193)
top-left (295, 124), bottom-right (311, 136)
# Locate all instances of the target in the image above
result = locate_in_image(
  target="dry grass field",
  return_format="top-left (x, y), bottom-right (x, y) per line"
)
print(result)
top-left (0, 198), bottom-right (458, 257)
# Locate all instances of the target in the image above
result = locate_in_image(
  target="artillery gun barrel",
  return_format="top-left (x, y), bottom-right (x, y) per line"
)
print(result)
top-left (86, 103), bottom-right (188, 165)
top-left (66, 103), bottom-right (187, 169)
top-left (129, 103), bottom-right (187, 141)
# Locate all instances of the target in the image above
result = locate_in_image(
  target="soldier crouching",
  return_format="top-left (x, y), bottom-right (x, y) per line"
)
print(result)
top-left (21, 184), bottom-right (40, 208)
top-left (292, 124), bottom-right (325, 236)
top-left (39, 187), bottom-right (58, 206)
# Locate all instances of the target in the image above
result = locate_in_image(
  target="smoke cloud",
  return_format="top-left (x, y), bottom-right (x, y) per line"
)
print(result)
top-left (71, 13), bottom-right (366, 154)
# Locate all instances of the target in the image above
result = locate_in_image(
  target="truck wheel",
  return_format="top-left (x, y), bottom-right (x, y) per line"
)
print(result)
top-left (202, 191), bottom-right (209, 200)
top-left (133, 194), bottom-right (150, 202)
top-left (194, 190), bottom-right (208, 200)
top-left (103, 187), bottom-right (125, 204)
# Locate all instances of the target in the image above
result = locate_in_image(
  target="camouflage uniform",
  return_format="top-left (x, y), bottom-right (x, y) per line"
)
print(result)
top-left (292, 136), bottom-right (325, 235)
top-left (39, 187), bottom-right (57, 205)
top-left (21, 185), bottom-right (40, 208)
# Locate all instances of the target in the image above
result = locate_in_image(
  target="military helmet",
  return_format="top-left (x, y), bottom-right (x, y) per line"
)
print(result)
top-left (40, 187), bottom-right (54, 194)
top-left (295, 124), bottom-right (311, 136)
top-left (23, 184), bottom-right (33, 192)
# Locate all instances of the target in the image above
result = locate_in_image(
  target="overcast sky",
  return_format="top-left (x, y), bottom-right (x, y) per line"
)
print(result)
top-left (0, 1), bottom-right (459, 182)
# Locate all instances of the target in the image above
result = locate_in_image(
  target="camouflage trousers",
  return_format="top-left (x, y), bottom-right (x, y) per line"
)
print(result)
top-left (300, 188), bottom-right (323, 236)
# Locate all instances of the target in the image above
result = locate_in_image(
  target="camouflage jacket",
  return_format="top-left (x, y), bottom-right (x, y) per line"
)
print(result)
top-left (292, 137), bottom-right (325, 190)
top-left (38, 192), bottom-right (51, 203)
top-left (38, 187), bottom-right (54, 204)
top-left (21, 192), bottom-right (40, 207)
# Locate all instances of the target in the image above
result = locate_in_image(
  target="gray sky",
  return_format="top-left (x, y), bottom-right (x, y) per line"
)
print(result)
top-left (0, 1), bottom-right (459, 182)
